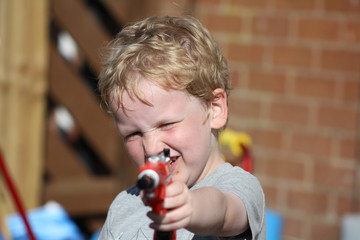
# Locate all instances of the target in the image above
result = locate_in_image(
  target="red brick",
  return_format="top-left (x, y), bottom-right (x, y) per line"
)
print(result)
top-left (246, 129), bottom-right (284, 150)
top-left (283, 216), bottom-right (303, 239)
top-left (272, 45), bottom-right (313, 68)
top-left (252, 15), bottom-right (289, 38)
top-left (262, 185), bottom-right (279, 207)
top-left (270, 101), bottom-right (310, 125)
top-left (310, 221), bottom-right (340, 240)
top-left (324, 0), bottom-right (360, 13)
top-left (230, 0), bottom-right (270, 8)
top-left (339, 137), bottom-right (358, 159)
top-left (291, 133), bottom-right (333, 158)
top-left (248, 70), bottom-right (287, 94)
top-left (205, 14), bottom-right (243, 33)
top-left (264, 158), bottom-right (305, 181)
top-left (229, 98), bottom-right (262, 118)
top-left (228, 43), bottom-right (265, 63)
top-left (287, 189), bottom-right (329, 214)
top-left (321, 49), bottom-right (360, 72)
top-left (168, 3), bottom-right (360, 240)
top-left (252, 157), bottom-right (267, 177)
top-left (343, 20), bottom-right (360, 43)
top-left (353, 198), bottom-right (360, 212)
top-left (297, 17), bottom-right (339, 41)
top-left (317, 105), bottom-right (358, 131)
top-left (275, 0), bottom-right (316, 10)
top-left (337, 195), bottom-right (354, 216)
top-left (343, 78), bottom-right (360, 102)
top-left (196, 0), bottom-right (222, 4)
top-left (314, 162), bottom-right (355, 191)
top-left (294, 75), bottom-right (337, 99)
top-left (229, 68), bottom-right (241, 88)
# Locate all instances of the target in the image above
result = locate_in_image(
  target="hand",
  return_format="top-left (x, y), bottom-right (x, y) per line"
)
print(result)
top-left (147, 181), bottom-right (193, 232)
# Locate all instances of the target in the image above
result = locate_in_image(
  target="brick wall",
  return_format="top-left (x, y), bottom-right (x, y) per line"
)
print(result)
top-left (159, 0), bottom-right (360, 239)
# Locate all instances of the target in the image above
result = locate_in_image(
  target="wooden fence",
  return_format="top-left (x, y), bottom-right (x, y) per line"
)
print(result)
top-left (44, 0), bottom-right (161, 234)
top-left (0, 0), bottom-right (49, 237)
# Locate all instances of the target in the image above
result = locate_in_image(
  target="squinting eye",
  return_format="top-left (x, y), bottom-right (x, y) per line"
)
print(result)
top-left (124, 132), bottom-right (142, 141)
top-left (160, 122), bottom-right (177, 131)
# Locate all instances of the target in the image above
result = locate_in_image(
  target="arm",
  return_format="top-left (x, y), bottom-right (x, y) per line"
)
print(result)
top-left (147, 181), bottom-right (249, 237)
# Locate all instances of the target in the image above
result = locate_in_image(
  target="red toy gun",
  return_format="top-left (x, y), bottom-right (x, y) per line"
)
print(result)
top-left (137, 148), bottom-right (176, 240)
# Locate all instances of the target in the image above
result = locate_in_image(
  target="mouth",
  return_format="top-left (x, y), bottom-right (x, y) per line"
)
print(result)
top-left (169, 156), bottom-right (178, 166)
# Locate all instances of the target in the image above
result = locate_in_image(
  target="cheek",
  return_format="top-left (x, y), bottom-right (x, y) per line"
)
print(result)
top-left (171, 120), bottom-right (211, 153)
top-left (125, 141), bottom-right (144, 167)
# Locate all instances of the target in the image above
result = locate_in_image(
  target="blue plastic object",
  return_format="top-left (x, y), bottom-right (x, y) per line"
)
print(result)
top-left (266, 209), bottom-right (283, 240)
top-left (90, 230), bottom-right (100, 240)
top-left (342, 214), bottom-right (360, 240)
top-left (6, 201), bottom-right (85, 240)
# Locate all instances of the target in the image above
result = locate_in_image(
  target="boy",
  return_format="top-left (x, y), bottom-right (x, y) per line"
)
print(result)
top-left (97, 15), bottom-right (265, 239)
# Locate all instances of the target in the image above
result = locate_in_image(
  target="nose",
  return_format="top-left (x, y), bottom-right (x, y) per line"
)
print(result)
top-left (142, 131), bottom-right (164, 157)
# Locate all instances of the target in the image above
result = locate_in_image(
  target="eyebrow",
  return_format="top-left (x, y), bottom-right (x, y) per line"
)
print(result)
top-left (120, 117), bottom-right (184, 136)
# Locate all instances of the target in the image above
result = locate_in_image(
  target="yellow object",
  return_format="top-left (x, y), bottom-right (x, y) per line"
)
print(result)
top-left (219, 129), bottom-right (252, 157)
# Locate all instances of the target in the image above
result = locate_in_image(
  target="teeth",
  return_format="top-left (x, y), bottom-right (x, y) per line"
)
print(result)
top-left (169, 157), bottom-right (177, 166)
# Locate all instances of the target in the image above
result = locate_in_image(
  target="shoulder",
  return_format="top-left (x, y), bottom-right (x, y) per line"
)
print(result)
top-left (108, 185), bottom-right (141, 210)
top-left (192, 163), bottom-right (264, 206)
top-left (207, 163), bottom-right (264, 203)
top-left (194, 163), bottom-right (260, 189)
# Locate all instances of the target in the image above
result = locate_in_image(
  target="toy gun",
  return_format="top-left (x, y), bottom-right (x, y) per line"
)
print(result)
top-left (137, 148), bottom-right (176, 240)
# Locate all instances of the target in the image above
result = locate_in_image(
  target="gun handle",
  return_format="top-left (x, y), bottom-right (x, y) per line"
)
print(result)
top-left (154, 230), bottom-right (176, 240)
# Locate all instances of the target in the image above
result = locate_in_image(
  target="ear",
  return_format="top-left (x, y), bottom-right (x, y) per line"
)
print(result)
top-left (210, 88), bottom-right (228, 129)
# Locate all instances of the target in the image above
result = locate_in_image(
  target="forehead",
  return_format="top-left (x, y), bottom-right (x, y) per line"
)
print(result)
top-left (123, 82), bottom-right (188, 109)
top-left (110, 79), bottom-right (201, 119)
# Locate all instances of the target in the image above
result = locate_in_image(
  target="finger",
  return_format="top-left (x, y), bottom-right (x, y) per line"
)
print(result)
top-left (166, 181), bottom-right (186, 197)
top-left (150, 216), bottom-right (191, 231)
top-left (164, 187), bottom-right (190, 209)
top-left (149, 206), bottom-right (192, 231)
top-left (148, 203), bottom-right (193, 231)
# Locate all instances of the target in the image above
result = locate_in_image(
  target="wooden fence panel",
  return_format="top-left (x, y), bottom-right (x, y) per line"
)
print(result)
top-left (52, 0), bottom-right (111, 73)
top-left (45, 0), bottom-right (145, 234)
top-left (49, 46), bottom-right (120, 170)
top-left (46, 126), bottom-right (90, 178)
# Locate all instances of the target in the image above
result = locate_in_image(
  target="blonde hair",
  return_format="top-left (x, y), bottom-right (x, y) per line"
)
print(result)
top-left (98, 15), bottom-right (230, 112)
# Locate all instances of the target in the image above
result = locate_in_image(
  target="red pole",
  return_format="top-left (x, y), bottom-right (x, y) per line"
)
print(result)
top-left (0, 149), bottom-right (36, 240)
top-left (240, 144), bottom-right (253, 174)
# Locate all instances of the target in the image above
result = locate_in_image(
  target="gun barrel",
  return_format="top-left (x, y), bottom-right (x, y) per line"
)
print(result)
top-left (137, 175), bottom-right (155, 190)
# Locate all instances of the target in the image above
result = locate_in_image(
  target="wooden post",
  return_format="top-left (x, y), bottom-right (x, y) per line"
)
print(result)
top-left (0, 0), bottom-right (48, 235)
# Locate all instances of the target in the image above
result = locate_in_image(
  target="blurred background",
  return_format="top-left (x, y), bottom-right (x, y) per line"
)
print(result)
top-left (0, 0), bottom-right (359, 239)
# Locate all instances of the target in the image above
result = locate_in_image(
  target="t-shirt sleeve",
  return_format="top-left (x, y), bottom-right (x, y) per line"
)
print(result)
top-left (192, 164), bottom-right (266, 240)
top-left (216, 167), bottom-right (266, 240)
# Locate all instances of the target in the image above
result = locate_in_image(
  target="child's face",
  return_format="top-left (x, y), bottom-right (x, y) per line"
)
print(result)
top-left (111, 78), bottom-right (224, 187)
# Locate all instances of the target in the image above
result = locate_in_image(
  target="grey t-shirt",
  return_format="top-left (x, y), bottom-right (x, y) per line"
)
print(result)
top-left (98, 163), bottom-right (266, 240)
